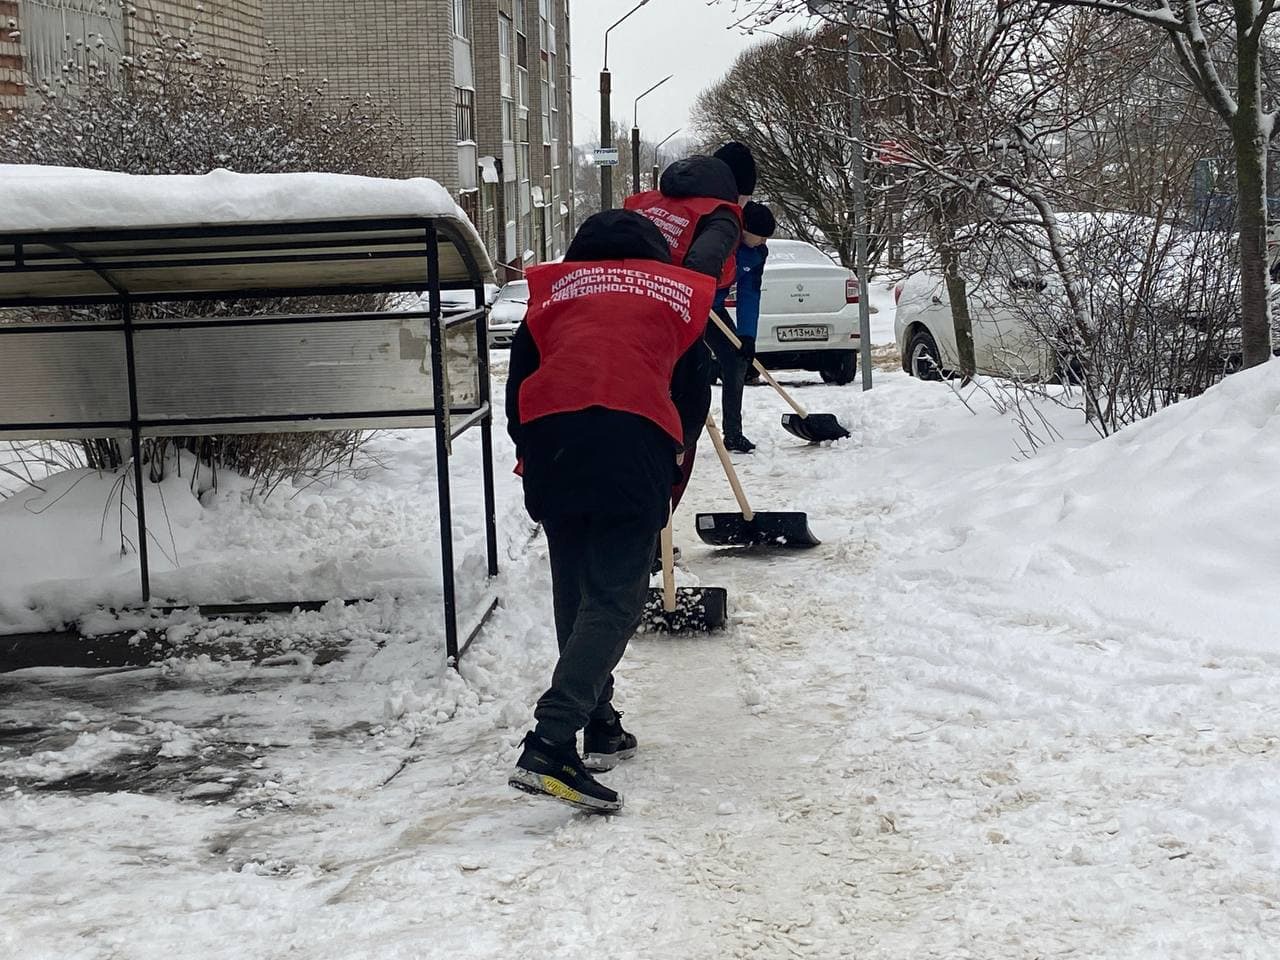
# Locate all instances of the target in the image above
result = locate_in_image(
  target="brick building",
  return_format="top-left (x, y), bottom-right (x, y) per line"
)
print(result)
top-left (0, 1), bottom-right (21, 113)
top-left (4, 0), bottom-right (264, 104)
top-left (262, 0), bottom-right (575, 274)
top-left (469, 0), bottom-right (575, 272)
top-left (4, 1), bottom-right (575, 273)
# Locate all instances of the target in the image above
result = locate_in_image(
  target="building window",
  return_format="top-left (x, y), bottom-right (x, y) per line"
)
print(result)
top-left (453, 0), bottom-right (472, 40)
top-left (456, 87), bottom-right (475, 143)
top-left (541, 76), bottom-right (551, 143)
top-left (515, 1), bottom-right (529, 71)
top-left (547, 52), bottom-right (557, 113)
top-left (539, 0), bottom-right (552, 52)
top-left (459, 190), bottom-right (480, 228)
top-left (502, 99), bottom-right (515, 142)
top-left (499, 14), bottom-right (513, 99)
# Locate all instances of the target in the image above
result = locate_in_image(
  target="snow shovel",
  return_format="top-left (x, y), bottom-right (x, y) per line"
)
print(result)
top-left (707, 310), bottom-right (851, 443)
top-left (696, 414), bottom-right (821, 549)
top-left (642, 516), bottom-right (728, 633)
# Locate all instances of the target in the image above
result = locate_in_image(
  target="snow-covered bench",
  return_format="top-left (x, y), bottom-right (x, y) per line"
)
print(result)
top-left (0, 166), bottom-right (499, 668)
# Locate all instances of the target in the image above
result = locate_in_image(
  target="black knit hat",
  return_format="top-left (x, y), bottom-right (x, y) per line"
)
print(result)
top-left (564, 209), bottom-right (672, 264)
top-left (742, 201), bottom-right (776, 238)
top-left (713, 141), bottom-right (757, 196)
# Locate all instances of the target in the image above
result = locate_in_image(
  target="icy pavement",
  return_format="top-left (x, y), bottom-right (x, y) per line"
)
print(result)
top-left (3, 347), bottom-right (1280, 958)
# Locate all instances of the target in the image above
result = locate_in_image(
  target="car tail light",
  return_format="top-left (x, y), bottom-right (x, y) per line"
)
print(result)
top-left (894, 278), bottom-right (907, 304)
top-left (845, 276), bottom-right (859, 304)
top-left (724, 285), bottom-right (737, 308)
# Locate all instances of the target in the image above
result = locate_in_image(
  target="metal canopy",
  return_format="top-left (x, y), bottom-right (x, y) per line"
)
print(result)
top-left (0, 215), bottom-right (494, 306)
top-left (0, 207), bottom-right (500, 669)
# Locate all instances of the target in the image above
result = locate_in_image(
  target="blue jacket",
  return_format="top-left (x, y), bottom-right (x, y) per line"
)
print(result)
top-left (714, 242), bottom-right (768, 338)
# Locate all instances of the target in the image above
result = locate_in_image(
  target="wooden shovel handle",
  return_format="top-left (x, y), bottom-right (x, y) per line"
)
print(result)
top-left (706, 309), bottom-right (810, 419)
top-left (661, 517), bottom-right (677, 613)
top-left (705, 414), bottom-right (754, 522)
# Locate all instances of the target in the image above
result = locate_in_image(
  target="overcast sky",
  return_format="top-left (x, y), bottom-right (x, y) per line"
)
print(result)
top-left (569, 1), bottom-right (788, 149)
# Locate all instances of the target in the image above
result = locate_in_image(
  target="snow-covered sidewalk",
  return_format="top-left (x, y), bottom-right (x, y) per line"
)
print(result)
top-left (3, 352), bottom-right (1280, 958)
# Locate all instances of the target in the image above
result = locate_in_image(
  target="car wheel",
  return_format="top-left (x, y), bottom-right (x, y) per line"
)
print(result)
top-left (908, 328), bottom-right (944, 381)
top-left (819, 351), bottom-right (858, 385)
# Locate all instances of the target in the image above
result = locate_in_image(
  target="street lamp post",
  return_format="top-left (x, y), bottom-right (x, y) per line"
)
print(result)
top-left (652, 127), bottom-right (681, 189)
top-left (846, 0), bottom-right (873, 391)
top-left (601, 1), bottom-right (651, 211)
top-left (808, 0), bottom-right (873, 390)
top-left (632, 74), bottom-right (673, 195)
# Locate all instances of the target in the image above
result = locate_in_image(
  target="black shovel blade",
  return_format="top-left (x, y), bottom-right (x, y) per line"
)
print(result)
top-left (781, 413), bottom-right (851, 443)
top-left (695, 511), bottom-right (821, 549)
top-left (641, 587), bottom-right (728, 633)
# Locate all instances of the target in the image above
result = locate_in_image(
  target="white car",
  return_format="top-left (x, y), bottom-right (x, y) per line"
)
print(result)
top-left (438, 284), bottom-right (499, 315)
top-left (722, 238), bottom-right (870, 385)
top-left (894, 214), bottom-right (1280, 383)
top-left (894, 270), bottom-right (1056, 381)
top-left (488, 280), bottom-right (529, 348)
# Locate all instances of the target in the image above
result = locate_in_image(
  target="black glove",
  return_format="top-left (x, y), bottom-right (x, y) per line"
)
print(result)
top-left (738, 335), bottom-right (756, 363)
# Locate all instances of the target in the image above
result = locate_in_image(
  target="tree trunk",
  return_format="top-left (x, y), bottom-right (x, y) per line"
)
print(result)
top-left (1234, 11), bottom-right (1274, 368)
top-left (937, 206), bottom-right (977, 379)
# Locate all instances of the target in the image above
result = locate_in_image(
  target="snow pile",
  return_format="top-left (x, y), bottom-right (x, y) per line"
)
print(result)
top-left (0, 428), bottom-right (525, 634)
top-left (0, 165), bottom-right (481, 245)
top-left (908, 361), bottom-right (1280, 651)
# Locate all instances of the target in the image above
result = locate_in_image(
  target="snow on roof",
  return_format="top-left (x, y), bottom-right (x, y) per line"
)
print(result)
top-left (0, 165), bottom-right (496, 301)
top-left (0, 165), bottom-right (474, 235)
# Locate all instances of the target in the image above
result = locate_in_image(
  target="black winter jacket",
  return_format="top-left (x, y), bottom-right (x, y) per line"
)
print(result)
top-left (657, 156), bottom-right (742, 285)
top-left (505, 211), bottom-right (713, 529)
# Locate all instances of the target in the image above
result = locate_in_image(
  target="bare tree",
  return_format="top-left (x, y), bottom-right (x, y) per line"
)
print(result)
top-left (691, 23), bottom-right (891, 270)
top-left (1040, 0), bottom-right (1277, 368)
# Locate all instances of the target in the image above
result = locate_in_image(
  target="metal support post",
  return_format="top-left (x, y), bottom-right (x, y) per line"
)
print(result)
top-left (600, 69), bottom-right (613, 211)
top-left (426, 227), bottom-right (460, 665)
top-left (475, 286), bottom-right (499, 580)
top-left (121, 297), bottom-right (151, 602)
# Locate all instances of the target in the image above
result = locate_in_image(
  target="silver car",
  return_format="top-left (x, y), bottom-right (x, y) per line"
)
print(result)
top-left (488, 280), bottom-right (529, 349)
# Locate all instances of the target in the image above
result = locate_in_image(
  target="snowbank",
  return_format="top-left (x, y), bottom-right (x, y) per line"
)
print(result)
top-left (909, 361), bottom-right (1280, 651)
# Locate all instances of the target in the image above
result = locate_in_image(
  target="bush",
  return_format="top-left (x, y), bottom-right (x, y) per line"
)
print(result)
top-left (1038, 215), bottom-right (1241, 433)
top-left (1, 8), bottom-right (412, 495)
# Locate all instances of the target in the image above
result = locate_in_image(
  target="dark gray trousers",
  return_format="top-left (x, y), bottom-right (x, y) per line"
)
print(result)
top-left (706, 322), bottom-right (747, 439)
top-left (533, 513), bottom-right (661, 746)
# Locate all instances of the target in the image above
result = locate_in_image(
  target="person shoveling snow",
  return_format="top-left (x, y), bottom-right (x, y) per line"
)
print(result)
top-left (504, 210), bottom-right (717, 813)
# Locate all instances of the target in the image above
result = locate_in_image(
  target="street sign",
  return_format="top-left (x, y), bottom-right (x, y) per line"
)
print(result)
top-left (593, 147), bottom-right (620, 167)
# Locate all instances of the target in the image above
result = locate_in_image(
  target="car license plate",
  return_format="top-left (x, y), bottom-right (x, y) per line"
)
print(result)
top-left (776, 325), bottom-right (830, 343)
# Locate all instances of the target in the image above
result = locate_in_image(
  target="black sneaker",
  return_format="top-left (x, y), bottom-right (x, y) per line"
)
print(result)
top-left (723, 434), bottom-right (756, 453)
top-left (508, 732), bottom-right (623, 813)
top-left (582, 711), bottom-right (638, 772)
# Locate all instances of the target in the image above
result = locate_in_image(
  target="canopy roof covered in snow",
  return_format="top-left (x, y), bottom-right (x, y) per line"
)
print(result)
top-left (0, 166), bottom-right (494, 305)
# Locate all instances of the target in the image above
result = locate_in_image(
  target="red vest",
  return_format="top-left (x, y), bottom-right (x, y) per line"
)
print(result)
top-left (623, 191), bottom-right (742, 290)
top-left (519, 259), bottom-right (716, 443)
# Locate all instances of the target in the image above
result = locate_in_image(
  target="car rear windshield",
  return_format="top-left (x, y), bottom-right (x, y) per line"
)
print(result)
top-left (767, 242), bottom-right (834, 266)
top-left (497, 282), bottom-right (529, 302)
